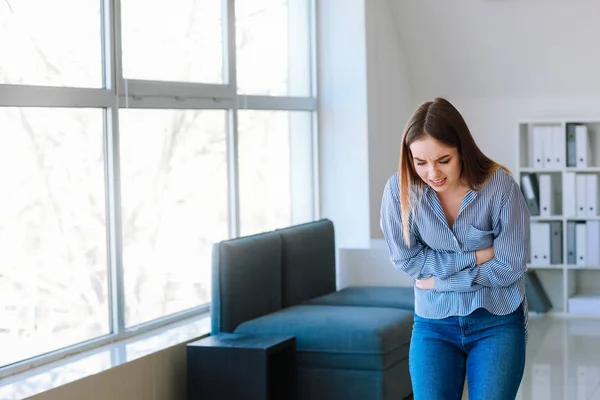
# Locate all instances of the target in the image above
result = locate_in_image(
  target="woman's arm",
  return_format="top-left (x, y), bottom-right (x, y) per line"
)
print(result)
top-left (416, 246), bottom-right (495, 291)
top-left (381, 178), bottom-right (476, 280)
top-left (433, 181), bottom-right (530, 292)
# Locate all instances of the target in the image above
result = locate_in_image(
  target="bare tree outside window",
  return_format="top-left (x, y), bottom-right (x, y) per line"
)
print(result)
top-left (121, 0), bottom-right (223, 83)
top-left (119, 109), bottom-right (228, 326)
top-left (0, 0), bottom-right (316, 382)
top-left (0, 0), bottom-right (101, 87)
top-left (0, 107), bottom-right (109, 368)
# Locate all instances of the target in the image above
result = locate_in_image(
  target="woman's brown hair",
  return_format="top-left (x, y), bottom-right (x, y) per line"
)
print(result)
top-left (398, 98), bottom-right (508, 245)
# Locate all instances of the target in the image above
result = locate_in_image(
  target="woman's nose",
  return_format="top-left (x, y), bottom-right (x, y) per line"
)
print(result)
top-left (427, 165), bottom-right (439, 176)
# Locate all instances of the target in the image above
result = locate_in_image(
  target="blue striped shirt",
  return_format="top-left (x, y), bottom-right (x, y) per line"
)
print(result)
top-left (380, 168), bottom-right (530, 332)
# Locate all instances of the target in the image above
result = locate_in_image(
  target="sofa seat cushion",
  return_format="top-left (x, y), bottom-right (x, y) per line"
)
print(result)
top-left (304, 286), bottom-right (415, 310)
top-left (233, 305), bottom-right (413, 370)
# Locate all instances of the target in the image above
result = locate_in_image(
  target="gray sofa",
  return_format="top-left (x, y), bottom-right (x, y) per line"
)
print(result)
top-left (211, 219), bottom-right (415, 400)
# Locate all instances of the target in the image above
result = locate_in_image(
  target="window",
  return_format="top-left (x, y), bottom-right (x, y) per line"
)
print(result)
top-left (0, 107), bottom-right (108, 368)
top-left (0, 1), bottom-right (102, 87)
top-left (121, 0), bottom-right (224, 84)
top-left (238, 110), bottom-right (314, 236)
top-left (236, 0), bottom-right (312, 96)
top-left (0, 0), bottom-right (316, 377)
top-left (119, 109), bottom-right (228, 326)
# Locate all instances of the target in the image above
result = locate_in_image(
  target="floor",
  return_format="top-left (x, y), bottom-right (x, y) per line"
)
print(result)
top-left (516, 315), bottom-right (600, 400)
top-left (410, 316), bottom-right (600, 400)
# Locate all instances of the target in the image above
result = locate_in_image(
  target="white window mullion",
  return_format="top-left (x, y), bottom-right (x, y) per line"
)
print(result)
top-left (103, 0), bottom-right (126, 337)
top-left (117, 94), bottom-right (233, 110)
top-left (119, 79), bottom-right (234, 101)
top-left (226, 0), bottom-right (240, 238)
top-left (0, 85), bottom-right (114, 108)
top-left (241, 95), bottom-right (317, 111)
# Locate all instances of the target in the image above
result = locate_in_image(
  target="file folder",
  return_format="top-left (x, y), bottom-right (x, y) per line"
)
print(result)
top-left (586, 221), bottom-right (600, 267)
top-left (520, 173), bottom-right (540, 216)
top-left (532, 126), bottom-right (545, 169)
top-left (563, 172), bottom-right (576, 217)
top-left (524, 271), bottom-right (552, 313)
top-left (575, 125), bottom-right (591, 168)
top-left (538, 174), bottom-right (553, 217)
top-left (567, 221), bottom-right (576, 264)
top-left (576, 222), bottom-right (587, 267)
top-left (550, 221), bottom-right (563, 265)
top-left (585, 174), bottom-right (598, 217)
top-left (566, 123), bottom-right (578, 167)
top-left (576, 174), bottom-right (587, 217)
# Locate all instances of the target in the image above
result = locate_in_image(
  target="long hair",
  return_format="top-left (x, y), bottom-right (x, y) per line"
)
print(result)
top-left (398, 98), bottom-right (508, 245)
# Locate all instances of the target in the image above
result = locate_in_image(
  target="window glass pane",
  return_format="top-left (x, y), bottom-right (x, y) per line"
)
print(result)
top-left (0, 107), bottom-right (109, 368)
top-left (119, 110), bottom-right (228, 327)
top-left (236, 0), bottom-right (311, 96)
top-left (0, 1), bottom-right (102, 87)
top-left (121, 0), bottom-right (224, 84)
top-left (238, 110), bottom-right (314, 236)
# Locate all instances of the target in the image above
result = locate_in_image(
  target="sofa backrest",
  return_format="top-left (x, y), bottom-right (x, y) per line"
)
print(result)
top-left (211, 231), bottom-right (283, 334)
top-left (211, 219), bottom-right (337, 333)
top-left (277, 219), bottom-right (336, 307)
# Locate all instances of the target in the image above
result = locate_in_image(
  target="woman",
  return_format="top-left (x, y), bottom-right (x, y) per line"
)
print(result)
top-left (380, 98), bottom-right (529, 400)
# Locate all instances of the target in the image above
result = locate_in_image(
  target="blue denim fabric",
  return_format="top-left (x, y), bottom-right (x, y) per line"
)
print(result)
top-left (409, 305), bottom-right (526, 400)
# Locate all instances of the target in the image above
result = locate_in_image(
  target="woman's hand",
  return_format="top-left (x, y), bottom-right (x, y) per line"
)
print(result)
top-left (415, 276), bottom-right (435, 290)
top-left (475, 246), bottom-right (495, 265)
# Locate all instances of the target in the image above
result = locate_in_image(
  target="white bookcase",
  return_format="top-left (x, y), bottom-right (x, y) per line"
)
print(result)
top-left (518, 119), bottom-right (600, 316)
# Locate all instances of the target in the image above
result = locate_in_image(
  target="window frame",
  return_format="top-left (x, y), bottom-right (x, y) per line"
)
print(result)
top-left (0, 0), bottom-right (318, 379)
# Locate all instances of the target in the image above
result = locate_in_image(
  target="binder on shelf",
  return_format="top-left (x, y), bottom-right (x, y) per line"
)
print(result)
top-left (538, 174), bottom-right (553, 217)
top-left (586, 221), bottom-right (600, 267)
top-left (585, 174), bottom-right (598, 217)
top-left (567, 221), bottom-right (576, 265)
top-left (532, 126), bottom-right (545, 169)
top-left (551, 125), bottom-right (565, 168)
top-left (566, 123), bottom-right (578, 167)
top-left (576, 174), bottom-right (587, 217)
top-left (524, 270), bottom-right (552, 313)
top-left (576, 222), bottom-right (587, 267)
top-left (520, 173), bottom-right (540, 216)
top-left (530, 223), bottom-right (550, 266)
top-left (542, 126), bottom-right (555, 169)
top-left (563, 172), bottom-right (576, 217)
top-left (575, 125), bottom-right (591, 168)
top-left (550, 221), bottom-right (562, 265)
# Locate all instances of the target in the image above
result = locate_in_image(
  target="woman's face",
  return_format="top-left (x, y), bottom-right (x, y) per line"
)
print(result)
top-left (409, 136), bottom-right (462, 194)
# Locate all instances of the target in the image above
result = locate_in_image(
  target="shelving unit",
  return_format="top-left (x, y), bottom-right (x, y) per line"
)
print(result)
top-left (518, 119), bottom-right (600, 317)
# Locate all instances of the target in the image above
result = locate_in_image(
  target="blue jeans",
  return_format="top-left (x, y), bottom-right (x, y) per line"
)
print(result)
top-left (409, 305), bottom-right (526, 400)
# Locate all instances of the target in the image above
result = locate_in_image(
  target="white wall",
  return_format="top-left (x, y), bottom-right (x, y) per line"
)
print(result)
top-left (365, 0), bottom-right (414, 239)
top-left (390, 0), bottom-right (600, 101)
top-left (317, 0), bottom-right (414, 285)
top-left (317, 0), bottom-right (414, 250)
top-left (335, 0), bottom-right (600, 286)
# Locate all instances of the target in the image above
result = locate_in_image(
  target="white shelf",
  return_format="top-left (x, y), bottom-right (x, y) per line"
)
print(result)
top-left (565, 265), bottom-right (600, 270)
top-left (518, 118), bottom-right (600, 317)
top-left (566, 167), bottom-right (600, 173)
top-left (527, 264), bottom-right (564, 270)
top-left (520, 168), bottom-right (563, 173)
top-left (527, 264), bottom-right (600, 270)
top-left (531, 216), bottom-right (563, 221)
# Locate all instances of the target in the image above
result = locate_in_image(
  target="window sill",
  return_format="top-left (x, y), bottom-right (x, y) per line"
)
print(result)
top-left (0, 313), bottom-right (211, 400)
